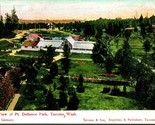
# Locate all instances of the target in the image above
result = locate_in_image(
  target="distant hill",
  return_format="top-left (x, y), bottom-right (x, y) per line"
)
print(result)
top-left (19, 19), bottom-right (85, 24)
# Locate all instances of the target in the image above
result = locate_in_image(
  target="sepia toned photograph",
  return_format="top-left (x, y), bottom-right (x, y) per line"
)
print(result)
top-left (0, 0), bottom-right (155, 115)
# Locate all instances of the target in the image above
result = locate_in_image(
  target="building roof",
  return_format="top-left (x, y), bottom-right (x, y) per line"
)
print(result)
top-left (22, 40), bottom-right (39, 46)
top-left (73, 41), bottom-right (95, 50)
top-left (26, 33), bottom-right (43, 42)
top-left (22, 35), bottom-right (95, 51)
top-left (37, 39), bottom-right (63, 48)
top-left (66, 36), bottom-right (75, 46)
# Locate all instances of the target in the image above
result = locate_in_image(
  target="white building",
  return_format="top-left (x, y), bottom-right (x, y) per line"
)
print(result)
top-left (21, 34), bottom-right (95, 54)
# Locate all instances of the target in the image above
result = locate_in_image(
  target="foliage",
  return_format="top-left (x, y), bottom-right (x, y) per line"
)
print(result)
top-left (67, 90), bottom-right (79, 110)
top-left (105, 55), bottom-right (115, 73)
top-left (59, 91), bottom-right (68, 108)
top-left (0, 74), bottom-right (14, 110)
top-left (115, 39), bottom-right (134, 79)
top-left (61, 41), bottom-right (71, 74)
top-left (92, 36), bottom-right (111, 66)
top-left (77, 74), bottom-right (85, 93)
top-left (1, 8), bottom-right (19, 38)
top-left (147, 84), bottom-right (155, 109)
top-left (143, 39), bottom-right (152, 54)
top-left (83, 21), bottom-right (95, 39)
top-left (45, 90), bottom-right (60, 110)
top-left (49, 62), bottom-right (58, 78)
top-left (102, 87), bottom-right (111, 93)
top-left (6, 67), bottom-right (21, 89)
top-left (40, 45), bottom-right (56, 66)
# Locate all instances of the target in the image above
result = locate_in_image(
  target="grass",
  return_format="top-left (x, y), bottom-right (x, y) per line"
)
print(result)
top-left (76, 82), bottom-right (145, 110)
top-left (115, 33), bottom-right (154, 57)
top-left (70, 53), bottom-right (91, 59)
top-left (0, 40), bottom-right (13, 50)
top-left (0, 56), bottom-right (24, 64)
top-left (69, 60), bottom-right (103, 78)
top-left (34, 30), bottom-right (70, 37)
top-left (17, 50), bottom-right (41, 56)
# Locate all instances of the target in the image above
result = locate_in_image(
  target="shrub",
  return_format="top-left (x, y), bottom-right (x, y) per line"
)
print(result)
top-left (67, 91), bottom-right (79, 110)
top-left (77, 86), bottom-right (85, 93)
top-left (110, 86), bottom-right (121, 96)
top-left (102, 87), bottom-right (111, 93)
top-left (59, 91), bottom-right (68, 108)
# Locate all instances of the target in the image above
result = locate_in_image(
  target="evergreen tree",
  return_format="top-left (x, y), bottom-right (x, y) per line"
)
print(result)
top-left (67, 91), bottom-right (79, 110)
top-left (59, 91), bottom-right (68, 108)
top-left (77, 74), bottom-right (85, 92)
top-left (105, 55), bottom-right (115, 73)
top-left (116, 39), bottom-right (134, 79)
top-left (61, 41), bottom-right (70, 74)
top-left (83, 22), bottom-right (95, 39)
top-left (11, 8), bottom-right (19, 29)
top-left (143, 39), bottom-right (152, 55)
top-left (46, 90), bottom-right (59, 110)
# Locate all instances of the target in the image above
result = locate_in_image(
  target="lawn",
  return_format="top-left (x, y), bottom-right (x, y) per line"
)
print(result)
top-left (70, 53), bottom-right (91, 59)
top-left (76, 83), bottom-right (145, 110)
top-left (17, 50), bottom-right (41, 56)
top-left (115, 34), bottom-right (154, 57)
top-left (15, 80), bottom-right (145, 110)
top-left (0, 40), bottom-right (14, 50)
top-left (34, 30), bottom-right (71, 37)
top-left (69, 60), bottom-right (103, 78)
top-left (0, 56), bottom-right (24, 64)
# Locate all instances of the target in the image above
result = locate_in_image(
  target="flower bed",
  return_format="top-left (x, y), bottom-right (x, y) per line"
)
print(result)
top-left (78, 62), bottom-right (86, 65)
top-left (71, 76), bottom-right (131, 85)
top-left (99, 73), bottom-right (118, 77)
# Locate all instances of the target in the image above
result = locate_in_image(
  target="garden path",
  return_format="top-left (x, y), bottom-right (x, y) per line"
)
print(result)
top-left (7, 81), bottom-right (26, 110)
top-left (70, 58), bottom-right (92, 61)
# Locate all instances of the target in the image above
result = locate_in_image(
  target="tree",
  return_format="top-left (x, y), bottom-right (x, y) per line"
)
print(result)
top-left (92, 37), bottom-right (110, 67)
top-left (61, 41), bottom-right (71, 74)
top-left (77, 74), bottom-right (85, 92)
top-left (105, 55), bottom-right (115, 73)
top-left (91, 40), bottom-right (104, 66)
top-left (147, 84), bottom-right (155, 109)
top-left (39, 45), bottom-right (56, 67)
top-left (78, 74), bottom-right (84, 87)
top-left (4, 8), bottom-right (19, 38)
top-left (139, 14), bottom-right (143, 24)
top-left (59, 91), bottom-right (68, 108)
top-left (83, 22), bottom-right (95, 39)
top-left (92, 35), bottom-right (115, 74)
top-left (5, 13), bottom-right (12, 23)
top-left (11, 8), bottom-right (19, 29)
top-left (95, 25), bottom-right (103, 39)
top-left (143, 39), bottom-right (152, 55)
top-left (115, 39), bottom-right (134, 79)
top-left (0, 19), bottom-right (4, 38)
top-left (0, 74), bottom-right (14, 110)
top-left (59, 75), bottom-right (69, 91)
top-left (49, 62), bottom-right (58, 78)
top-left (140, 22), bottom-right (146, 38)
top-left (5, 67), bottom-right (21, 89)
top-left (45, 90), bottom-right (59, 110)
top-left (67, 91), bottom-right (79, 110)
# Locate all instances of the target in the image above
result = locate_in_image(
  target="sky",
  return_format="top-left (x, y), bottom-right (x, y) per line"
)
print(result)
top-left (0, 0), bottom-right (155, 20)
